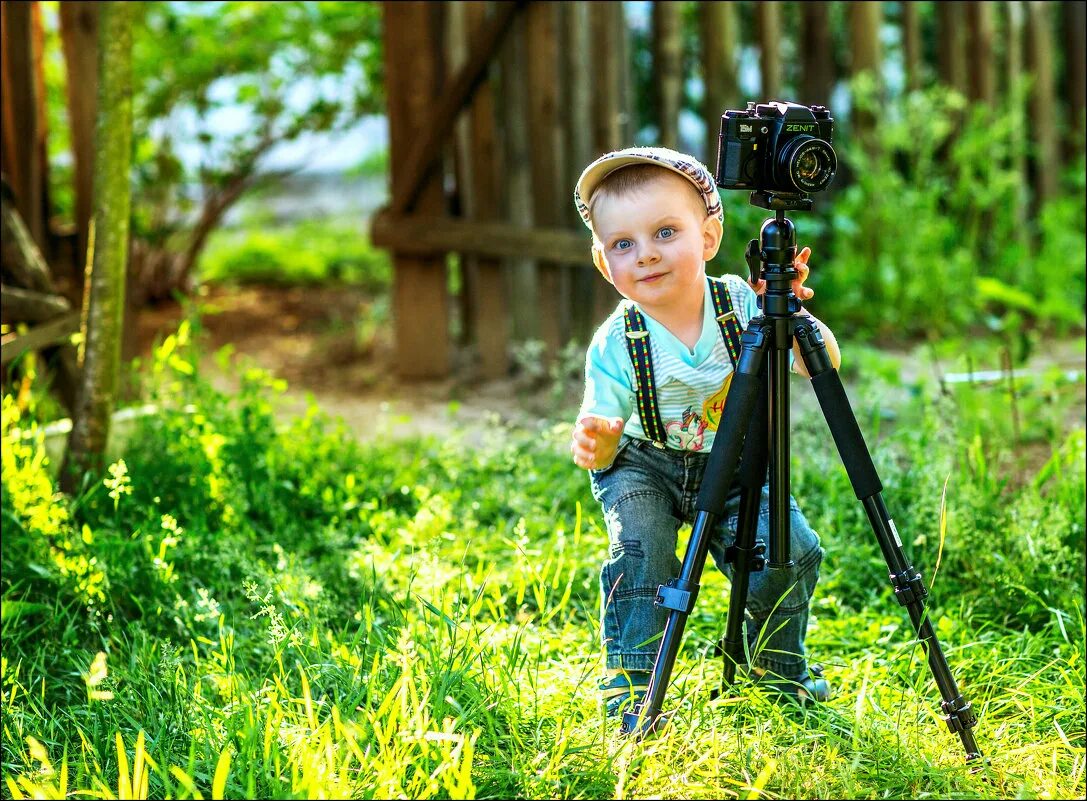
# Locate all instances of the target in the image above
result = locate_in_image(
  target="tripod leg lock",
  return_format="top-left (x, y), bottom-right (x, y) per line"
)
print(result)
top-left (724, 542), bottom-right (767, 571)
top-left (940, 695), bottom-right (978, 734)
top-left (656, 578), bottom-right (699, 614)
top-left (889, 568), bottom-right (928, 606)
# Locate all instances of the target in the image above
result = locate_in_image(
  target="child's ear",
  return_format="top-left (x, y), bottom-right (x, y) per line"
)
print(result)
top-left (702, 215), bottom-right (723, 261)
top-left (592, 245), bottom-right (614, 283)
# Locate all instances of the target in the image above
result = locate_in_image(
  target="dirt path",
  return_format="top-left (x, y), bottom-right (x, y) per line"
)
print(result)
top-left (134, 284), bottom-right (1086, 447)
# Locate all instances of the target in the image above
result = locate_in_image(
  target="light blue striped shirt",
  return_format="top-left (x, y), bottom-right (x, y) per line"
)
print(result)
top-left (580, 273), bottom-right (762, 453)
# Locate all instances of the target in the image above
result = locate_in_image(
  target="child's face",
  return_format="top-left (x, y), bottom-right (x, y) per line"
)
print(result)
top-left (591, 173), bottom-right (722, 316)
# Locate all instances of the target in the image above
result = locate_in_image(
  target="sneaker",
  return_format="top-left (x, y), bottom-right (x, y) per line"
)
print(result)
top-left (600, 671), bottom-right (651, 717)
top-left (751, 664), bottom-right (831, 706)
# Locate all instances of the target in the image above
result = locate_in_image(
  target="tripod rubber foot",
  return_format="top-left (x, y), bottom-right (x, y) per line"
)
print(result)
top-left (620, 705), bottom-right (672, 739)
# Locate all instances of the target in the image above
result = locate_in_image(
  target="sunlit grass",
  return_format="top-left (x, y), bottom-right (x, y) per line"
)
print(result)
top-left (2, 329), bottom-right (1084, 799)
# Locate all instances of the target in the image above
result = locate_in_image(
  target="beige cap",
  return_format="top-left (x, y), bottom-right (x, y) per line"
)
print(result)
top-left (574, 146), bottom-right (723, 230)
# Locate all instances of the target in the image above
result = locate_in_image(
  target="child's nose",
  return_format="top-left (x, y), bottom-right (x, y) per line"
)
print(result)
top-left (637, 244), bottom-right (660, 266)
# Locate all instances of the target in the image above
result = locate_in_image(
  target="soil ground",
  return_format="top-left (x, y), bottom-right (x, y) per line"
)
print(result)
top-left (133, 283), bottom-right (1087, 449)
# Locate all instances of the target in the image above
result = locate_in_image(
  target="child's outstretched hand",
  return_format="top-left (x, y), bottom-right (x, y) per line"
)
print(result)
top-left (749, 245), bottom-right (815, 301)
top-left (571, 415), bottom-right (625, 470)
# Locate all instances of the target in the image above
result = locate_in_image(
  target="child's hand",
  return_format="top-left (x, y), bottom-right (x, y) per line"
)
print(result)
top-left (749, 246), bottom-right (815, 301)
top-left (571, 415), bottom-right (625, 470)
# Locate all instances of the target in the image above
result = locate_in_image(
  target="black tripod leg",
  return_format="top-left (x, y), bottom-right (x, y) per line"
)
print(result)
top-left (621, 321), bottom-right (772, 737)
top-left (795, 319), bottom-right (983, 762)
top-left (719, 372), bottom-right (769, 687)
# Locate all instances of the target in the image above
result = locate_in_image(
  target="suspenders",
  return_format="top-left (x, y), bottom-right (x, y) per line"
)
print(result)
top-left (623, 276), bottom-right (745, 448)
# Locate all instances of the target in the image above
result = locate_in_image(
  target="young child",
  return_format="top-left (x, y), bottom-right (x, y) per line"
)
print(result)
top-left (570, 146), bottom-right (842, 717)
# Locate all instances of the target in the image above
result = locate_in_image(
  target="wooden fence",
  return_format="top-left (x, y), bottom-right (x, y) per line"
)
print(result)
top-left (371, 0), bottom-right (1086, 381)
top-left (373, 1), bottom-right (635, 380)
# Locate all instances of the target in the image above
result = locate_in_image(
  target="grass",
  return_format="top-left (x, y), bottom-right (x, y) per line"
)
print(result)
top-left (1, 323), bottom-right (1084, 799)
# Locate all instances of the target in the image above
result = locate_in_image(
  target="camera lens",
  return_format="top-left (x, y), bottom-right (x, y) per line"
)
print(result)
top-left (777, 137), bottom-right (836, 193)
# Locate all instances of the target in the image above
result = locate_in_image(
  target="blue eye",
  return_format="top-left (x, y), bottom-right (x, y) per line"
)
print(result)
top-left (659, 227), bottom-right (676, 239)
top-left (614, 239), bottom-right (633, 251)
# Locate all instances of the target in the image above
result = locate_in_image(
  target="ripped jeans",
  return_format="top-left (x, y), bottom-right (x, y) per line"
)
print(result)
top-left (589, 435), bottom-right (824, 680)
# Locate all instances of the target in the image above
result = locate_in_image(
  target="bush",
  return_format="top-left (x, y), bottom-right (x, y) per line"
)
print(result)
top-left (197, 218), bottom-right (392, 289)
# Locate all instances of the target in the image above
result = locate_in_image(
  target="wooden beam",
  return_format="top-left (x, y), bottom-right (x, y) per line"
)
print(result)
top-left (370, 212), bottom-right (590, 266)
top-left (1, 176), bottom-right (58, 294)
top-left (1, 284), bottom-right (72, 324)
top-left (389, 0), bottom-right (526, 216)
top-left (1, 311), bottom-right (80, 367)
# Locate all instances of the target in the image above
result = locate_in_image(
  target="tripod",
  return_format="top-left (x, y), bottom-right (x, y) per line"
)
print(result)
top-left (620, 191), bottom-right (982, 763)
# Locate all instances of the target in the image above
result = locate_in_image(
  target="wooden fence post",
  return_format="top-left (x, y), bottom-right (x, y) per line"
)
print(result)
top-left (460, 1), bottom-right (508, 378)
top-left (496, 7), bottom-right (537, 344)
top-left (525, 1), bottom-right (566, 354)
top-left (560, 3), bottom-right (597, 344)
top-left (382, 2), bottom-right (450, 379)
top-left (1, 0), bottom-right (46, 250)
top-left (588, 1), bottom-right (625, 326)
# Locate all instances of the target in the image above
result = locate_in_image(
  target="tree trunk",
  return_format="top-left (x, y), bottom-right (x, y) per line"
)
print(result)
top-left (848, 1), bottom-right (882, 155)
top-left (936, 3), bottom-right (968, 96)
top-left (1025, 0), bottom-right (1059, 208)
top-left (756, 2), bottom-right (782, 100)
top-left (653, 0), bottom-right (682, 149)
top-left (58, 1), bottom-right (98, 291)
top-left (965, 2), bottom-right (996, 107)
top-left (1062, 0), bottom-right (1086, 159)
top-left (1004, 3), bottom-right (1031, 258)
top-left (799, 2), bottom-right (835, 106)
top-left (62, 1), bottom-right (133, 493)
top-left (901, 1), bottom-right (922, 94)
top-left (700, 1), bottom-right (738, 167)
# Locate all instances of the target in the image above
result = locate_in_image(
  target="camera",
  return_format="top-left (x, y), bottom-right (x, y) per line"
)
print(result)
top-left (716, 101), bottom-right (836, 195)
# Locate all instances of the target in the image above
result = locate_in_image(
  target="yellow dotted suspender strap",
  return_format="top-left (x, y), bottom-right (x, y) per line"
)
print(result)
top-left (708, 276), bottom-right (744, 368)
top-left (623, 304), bottom-right (668, 448)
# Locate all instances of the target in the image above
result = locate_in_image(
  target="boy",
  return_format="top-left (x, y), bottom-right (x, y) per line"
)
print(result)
top-left (569, 147), bottom-right (842, 717)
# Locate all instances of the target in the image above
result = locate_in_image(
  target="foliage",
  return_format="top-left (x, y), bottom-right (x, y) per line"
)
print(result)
top-left (2, 321), bottom-right (1084, 798)
top-left (40, 1), bottom-right (385, 302)
top-left (806, 80), bottom-right (1085, 343)
top-left (198, 217), bottom-right (392, 288)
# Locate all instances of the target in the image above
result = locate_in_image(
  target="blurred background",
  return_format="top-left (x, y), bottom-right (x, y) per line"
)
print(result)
top-left (2, 0), bottom-right (1084, 422)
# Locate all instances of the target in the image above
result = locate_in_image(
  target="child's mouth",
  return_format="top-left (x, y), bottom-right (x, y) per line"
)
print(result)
top-left (640, 272), bottom-right (667, 283)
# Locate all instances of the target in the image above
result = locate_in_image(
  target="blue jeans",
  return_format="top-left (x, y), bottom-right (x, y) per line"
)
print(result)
top-left (589, 436), bottom-right (824, 679)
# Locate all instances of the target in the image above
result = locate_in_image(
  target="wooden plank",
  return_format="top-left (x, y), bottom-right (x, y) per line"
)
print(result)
top-left (588, 2), bottom-right (625, 326)
top-left (383, 1), bottom-right (450, 378)
top-left (389, 0), bottom-right (525, 216)
top-left (560, 3), bottom-right (598, 343)
top-left (59, 1), bottom-right (98, 281)
top-left (370, 212), bottom-right (590, 266)
top-left (1, 311), bottom-right (80, 367)
top-left (462, 1), bottom-right (507, 378)
top-left (496, 7), bottom-right (536, 341)
top-left (0, 0), bottom-right (44, 248)
top-left (526, 1), bottom-right (565, 353)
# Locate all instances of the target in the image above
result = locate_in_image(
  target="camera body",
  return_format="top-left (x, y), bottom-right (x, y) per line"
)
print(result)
top-left (716, 101), bottom-right (836, 195)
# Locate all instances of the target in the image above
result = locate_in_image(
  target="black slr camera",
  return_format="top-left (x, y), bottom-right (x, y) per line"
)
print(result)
top-left (716, 101), bottom-right (836, 195)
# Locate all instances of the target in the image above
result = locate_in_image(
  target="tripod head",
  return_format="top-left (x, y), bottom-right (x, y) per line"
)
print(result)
top-left (743, 203), bottom-right (805, 319)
